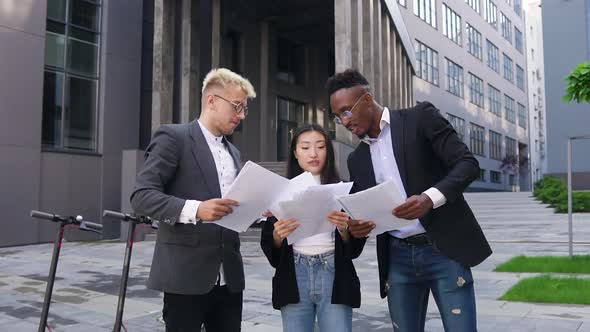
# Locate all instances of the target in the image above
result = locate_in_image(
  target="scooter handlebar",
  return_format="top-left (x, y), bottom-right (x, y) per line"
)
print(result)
top-left (30, 210), bottom-right (58, 221)
top-left (102, 210), bottom-right (130, 221)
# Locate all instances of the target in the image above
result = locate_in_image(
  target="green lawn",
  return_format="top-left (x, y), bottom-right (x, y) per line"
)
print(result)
top-left (494, 255), bottom-right (590, 274)
top-left (499, 275), bottom-right (590, 305)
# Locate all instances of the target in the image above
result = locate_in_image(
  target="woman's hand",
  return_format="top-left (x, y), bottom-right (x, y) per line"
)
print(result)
top-left (326, 210), bottom-right (349, 232)
top-left (272, 218), bottom-right (299, 247)
top-left (327, 210), bottom-right (350, 241)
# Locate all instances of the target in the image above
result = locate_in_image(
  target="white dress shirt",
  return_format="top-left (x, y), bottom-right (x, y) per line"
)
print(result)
top-left (364, 108), bottom-right (446, 239)
top-left (178, 120), bottom-right (238, 285)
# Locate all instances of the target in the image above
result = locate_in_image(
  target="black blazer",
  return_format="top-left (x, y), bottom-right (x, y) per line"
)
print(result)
top-left (260, 217), bottom-right (363, 310)
top-left (347, 102), bottom-right (492, 298)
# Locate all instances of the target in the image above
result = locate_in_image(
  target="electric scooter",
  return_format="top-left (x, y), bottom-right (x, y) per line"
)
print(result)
top-left (30, 210), bottom-right (103, 332)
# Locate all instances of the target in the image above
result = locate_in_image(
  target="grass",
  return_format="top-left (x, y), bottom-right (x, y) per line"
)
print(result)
top-left (499, 275), bottom-right (590, 305)
top-left (494, 255), bottom-right (590, 274)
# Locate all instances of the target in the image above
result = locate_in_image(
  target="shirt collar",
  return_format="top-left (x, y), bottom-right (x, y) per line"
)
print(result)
top-left (361, 107), bottom-right (390, 144)
top-left (198, 120), bottom-right (224, 145)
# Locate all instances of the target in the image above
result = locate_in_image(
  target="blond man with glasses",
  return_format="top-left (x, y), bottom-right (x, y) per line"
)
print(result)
top-left (131, 68), bottom-right (256, 332)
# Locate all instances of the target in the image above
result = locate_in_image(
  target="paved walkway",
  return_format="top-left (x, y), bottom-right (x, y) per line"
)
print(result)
top-left (1, 192), bottom-right (590, 331)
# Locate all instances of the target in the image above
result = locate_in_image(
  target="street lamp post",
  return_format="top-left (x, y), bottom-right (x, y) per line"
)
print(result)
top-left (566, 134), bottom-right (590, 259)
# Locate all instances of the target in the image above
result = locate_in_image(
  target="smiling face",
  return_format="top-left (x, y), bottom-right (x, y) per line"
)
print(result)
top-left (205, 85), bottom-right (248, 136)
top-left (293, 130), bottom-right (327, 176)
top-left (329, 86), bottom-right (374, 138)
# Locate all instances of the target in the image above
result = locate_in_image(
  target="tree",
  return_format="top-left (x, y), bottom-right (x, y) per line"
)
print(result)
top-left (562, 62), bottom-right (590, 104)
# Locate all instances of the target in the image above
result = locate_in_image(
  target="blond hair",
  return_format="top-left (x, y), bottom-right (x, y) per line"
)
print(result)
top-left (201, 68), bottom-right (256, 98)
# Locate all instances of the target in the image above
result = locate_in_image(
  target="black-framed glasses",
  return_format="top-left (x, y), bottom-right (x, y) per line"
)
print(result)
top-left (213, 94), bottom-right (249, 116)
top-left (333, 92), bottom-right (368, 125)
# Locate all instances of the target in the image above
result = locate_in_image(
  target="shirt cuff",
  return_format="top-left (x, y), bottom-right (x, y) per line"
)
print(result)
top-left (178, 200), bottom-right (201, 224)
top-left (423, 187), bottom-right (447, 209)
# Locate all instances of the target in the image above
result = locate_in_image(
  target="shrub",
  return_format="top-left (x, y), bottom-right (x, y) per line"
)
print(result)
top-left (533, 176), bottom-right (590, 213)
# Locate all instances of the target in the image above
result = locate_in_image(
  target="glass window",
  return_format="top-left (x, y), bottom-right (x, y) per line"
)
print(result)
top-left (470, 123), bottom-right (485, 156)
top-left (466, 0), bottom-right (480, 14)
top-left (488, 84), bottom-right (501, 116)
top-left (489, 130), bottom-right (502, 160)
top-left (446, 58), bottom-right (464, 97)
top-left (71, 0), bottom-right (100, 31)
top-left (64, 76), bottom-right (98, 150)
top-left (486, 39), bottom-right (499, 72)
top-left (515, 27), bottom-right (523, 52)
top-left (45, 33), bottom-right (66, 69)
top-left (42, 71), bottom-right (65, 147)
top-left (501, 13), bottom-right (512, 43)
top-left (414, 0), bottom-right (437, 28)
top-left (514, 0), bottom-right (522, 16)
top-left (467, 24), bottom-right (482, 60)
top-left (446, 113), bottom-right (466, 141)
top-left (67, 38), bottom-right (99, 77)
top-left (517, 103), bottom-right (527, 128)
top-left (505, 136), bottom-right (516, 157)
top-left (41, 0), bottom-right (102, 151)
top-left (277, 38), bottom-right (305, 85)
top-left (47, 0), bottom-right (67, 22)
top-left (505, 94), bottom-right (516, 123)
top-left (503, 53), bottom-right (513, 82)
top-left (469, 73), bottom-right (484, 107)
top-left (491, 170), bottom-right (502, 183)
top-left (416, 40), bottom-right (439, 85)
top-left (516, 65), bottom-right (525, 90)
top-left (442, 4), bottom-right (462, 45)
top-left (484, 0), bottom-right (498, 28)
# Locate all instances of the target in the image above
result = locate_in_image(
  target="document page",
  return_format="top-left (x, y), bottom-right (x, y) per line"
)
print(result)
top-left (336, 180), bottom-right (415, 236)
top-left (215, 161), bottom-right (289, 232)
top-left (281, 182), bottom-right (354, 244)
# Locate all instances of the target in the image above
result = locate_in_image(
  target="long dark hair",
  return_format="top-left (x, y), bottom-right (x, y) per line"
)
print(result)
top-left (286, 124), bottom-right (341, 184)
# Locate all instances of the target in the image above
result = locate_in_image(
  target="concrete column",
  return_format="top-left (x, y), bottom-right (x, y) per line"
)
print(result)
top-left (351, 0), bottom-right (363, 72)
top-left (400, 54), bottom-right (407, 107)
top-left (382, 13), bottom-right (391, 107)
top-left (373, 0), bottom-right (383, 101)
top-left (152, 0), bottom-right (175, 129)
top-left (180, 0), bottom-right (199, 123)
top-left (390, 29), bottom-right (398, 108)
top-left (334, 0), bottom-right (353, 71)
top-left (394, 38), bottom-right (403, 108)
top-left (362, 0), bottom-right (374, 86)
top-left (259, 22), bottom-right (270, 161)
top-left (211, 0), bottom-right (221, 68)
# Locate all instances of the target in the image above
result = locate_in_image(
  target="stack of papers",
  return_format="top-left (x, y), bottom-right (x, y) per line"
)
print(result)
top-left (214, 162), bottom-right (414, 240)
top-left (336, 180), bottom-right (415, 236)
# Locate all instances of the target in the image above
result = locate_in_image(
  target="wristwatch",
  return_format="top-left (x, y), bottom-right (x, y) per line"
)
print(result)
top-left (337, 224), bottom-right (349, 233)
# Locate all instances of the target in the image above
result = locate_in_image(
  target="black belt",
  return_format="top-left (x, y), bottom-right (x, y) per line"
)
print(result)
top-left (397, 233), bottom-right (432, 246)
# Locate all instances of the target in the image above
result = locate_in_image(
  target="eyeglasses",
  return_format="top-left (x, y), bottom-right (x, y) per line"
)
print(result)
top-left (213, 94), bottom-right (249, 116)
top-left (333, 92), bottom-right (368, 125)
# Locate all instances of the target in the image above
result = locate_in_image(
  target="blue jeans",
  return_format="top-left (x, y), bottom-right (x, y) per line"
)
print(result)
top-left (386, 237), bottom-right (477, 332)
top-left (281, 251), bottom-right (352, 332)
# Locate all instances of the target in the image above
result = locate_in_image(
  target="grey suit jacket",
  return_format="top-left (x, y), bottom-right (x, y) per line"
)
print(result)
top-left (130, 121), bottom-right (245, 295)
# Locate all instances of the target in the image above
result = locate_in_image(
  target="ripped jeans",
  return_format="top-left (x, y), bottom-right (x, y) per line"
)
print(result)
top-left (386, 237), bottom-right (477, 332)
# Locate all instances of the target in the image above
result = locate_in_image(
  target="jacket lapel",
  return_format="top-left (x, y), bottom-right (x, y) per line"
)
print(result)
top-left (189, 121), bottom-right (222, 198)
top-left (389, 109), bottom-right (408, 190)
top-left (225, 139), bottom-right (243, 172)
top-left (356, 143), bottom-right (377, 189)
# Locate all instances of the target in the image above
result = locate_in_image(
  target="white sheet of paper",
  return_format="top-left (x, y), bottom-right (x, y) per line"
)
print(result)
top-left (281, 182), bottom-right (354, 244)
top-left (268, 172), bottom-right (316, 221)
top-left (215, 161), bottom-right (289, 232)
top-left (336, 180), bottom-right (414, 236)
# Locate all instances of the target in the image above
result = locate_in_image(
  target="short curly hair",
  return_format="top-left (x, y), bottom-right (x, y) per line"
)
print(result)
top-left (325, 69), bottom-right (370, 97)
